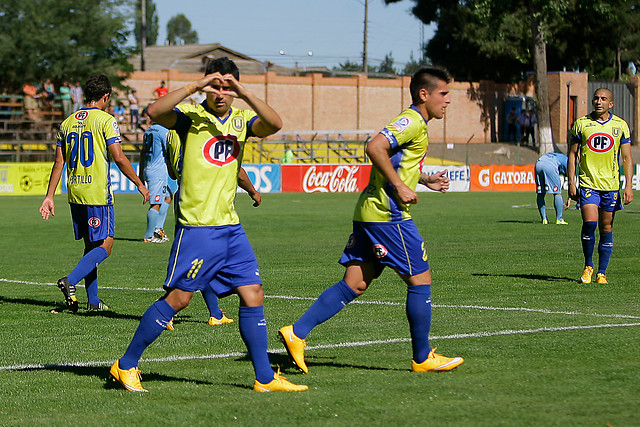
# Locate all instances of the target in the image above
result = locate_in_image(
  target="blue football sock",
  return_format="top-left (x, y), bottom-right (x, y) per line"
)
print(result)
top-left (581, 221), bottom-right (597, 267)
top-left (85, 269), bottom-right (100, 306)
top-left (406, 284), bottom-right (432, 364)
top-left (597, 232), bottom-right (613, 274)
top-left (238, 306), bottom-right (273, 384)
top-left (156, 201), bottom-right (170, 231)
top-left (536, 193), bottom-right (547, 220)
top-left (119, 299), bottom-right (177, 370)
top-left (145, 208), bottom-right (159, 239)
top-left (67, 247), bottom-right (108, 286)
top-left (553, 194), bottom-right (564, 221)
top-left (293, 280), bottom-right (358, 339)
top-left (201, 286), bottom-right (223, 319)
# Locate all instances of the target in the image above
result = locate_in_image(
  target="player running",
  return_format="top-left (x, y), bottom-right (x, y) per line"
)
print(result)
top-left (567, 87), bottom-right (634, 284)
top-left (279, 66), bottom-right (464, 376)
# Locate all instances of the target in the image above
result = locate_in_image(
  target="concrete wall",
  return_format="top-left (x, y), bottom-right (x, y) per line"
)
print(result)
top-left (122, 69), bottom-right (637, 145)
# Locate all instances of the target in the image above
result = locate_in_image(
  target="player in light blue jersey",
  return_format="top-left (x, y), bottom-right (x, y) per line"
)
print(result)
top-left (110, 57), bottom-right (307, 393)
top-left (535, 152), bottom-right (569, 224)
top-left (40, 75), bottom-right (149, 312)
top-left (139, 118), bottom-right (177, 243)
top-left (279, 67), bottom-right (464, 376)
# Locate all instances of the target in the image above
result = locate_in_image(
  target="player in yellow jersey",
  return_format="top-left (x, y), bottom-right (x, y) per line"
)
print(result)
top-left (279, 67), bottom-right (464, 376)
top-left (110, 57), bottom-right (307, 393)
top-left (40, 75), bottom-right (149, 312)
top-left (567, 88), bottom-right (634, 284)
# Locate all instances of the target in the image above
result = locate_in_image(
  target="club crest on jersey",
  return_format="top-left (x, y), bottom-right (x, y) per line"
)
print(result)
top-left (202, 135), bottom-right (241, 166)
top-left (553, 185), bottom-right (559, 192)
top-left (232, 116), bottom-right (244, 132)
top-left (612, 127), bottom-right (620, 137)
top-left (587, 132), bottom-right (613, 153)
top-left (88, 217), bottom-right (101, 228)
top-left (373, 244), bottom-right (388, 258)
top-left (74, 111), bottom-right (89, 121)
top-left (392, 117), bottom-right (411, 133)
top-left (112, 121), bottom-right (120, 134)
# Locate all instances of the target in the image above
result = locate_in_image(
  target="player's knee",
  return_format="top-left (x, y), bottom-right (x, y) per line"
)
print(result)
top-left (237, 284), bottom-right (264, 306)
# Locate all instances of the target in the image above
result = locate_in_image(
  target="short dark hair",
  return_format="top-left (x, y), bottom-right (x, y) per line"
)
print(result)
top-left (205, 57), bottom-right (240, 80)
top-left (409, 66), bottom-right (451, 105)
top-left (84, 75), bottom-right (112, 103)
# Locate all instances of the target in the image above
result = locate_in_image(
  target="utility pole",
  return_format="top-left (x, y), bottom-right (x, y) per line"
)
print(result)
top-left (140, 0), bottom-right (146, 71)
top-left (362, 0), bottom-right (368, 73)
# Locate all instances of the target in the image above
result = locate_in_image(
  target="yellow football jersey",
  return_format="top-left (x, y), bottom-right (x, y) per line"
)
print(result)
top-left (171, 104), bottom-right (257, 226)
top-left (57, 108), bottom-right (122, 205)
top-left (354, 106), bottom-right (430, 223)
top-left (570, 112), bottom-right (631, 191)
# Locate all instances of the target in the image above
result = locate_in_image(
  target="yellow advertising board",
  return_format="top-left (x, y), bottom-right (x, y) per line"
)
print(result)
top-left (0, 162), bottom-right (59, 196)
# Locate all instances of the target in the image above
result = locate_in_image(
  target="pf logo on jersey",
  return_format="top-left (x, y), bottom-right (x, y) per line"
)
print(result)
top-left (88, 217), bottom-right (101, 228)
top-left (202, 135), bottom-right (241, 166)
top-left (75, 111), bottom-right (89, 121)
top-left (587, 132), bottom-right (614, 153)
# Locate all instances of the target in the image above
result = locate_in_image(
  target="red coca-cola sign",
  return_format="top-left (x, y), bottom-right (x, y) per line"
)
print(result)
top-left (282, 164), bottom-right (372, 193)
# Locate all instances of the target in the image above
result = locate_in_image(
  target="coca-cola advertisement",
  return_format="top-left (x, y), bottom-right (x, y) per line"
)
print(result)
top-left (282, 164), bottom-right (372, 193)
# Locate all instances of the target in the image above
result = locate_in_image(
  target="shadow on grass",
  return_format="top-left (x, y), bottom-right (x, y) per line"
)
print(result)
top-left (473, 273), bottom-right (575, 282)
top-left (265, 352), bottom-right (404, 373)
top-left (0, 296), bottom-right (142, 320)
top-left (497, 220), bottom-right (544, 224)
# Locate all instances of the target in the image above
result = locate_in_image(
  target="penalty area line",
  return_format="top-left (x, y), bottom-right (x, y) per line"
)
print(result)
top-left (1, 322), bottom-right (639, 372)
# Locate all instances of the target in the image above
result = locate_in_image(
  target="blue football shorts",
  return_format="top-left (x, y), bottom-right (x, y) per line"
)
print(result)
top-left (535, 161), bottom-right (563, 194)
top-left (339, 220), bottom-right (430, 278)
top-left (163, 223), bottom-right (262, 296)
top-left (70, 203), bottom-right (115, 242)
top-left (167, 177), bottom-right (178, 196)
top-left (147, 177), bottom-right (169, 205)
top-left (579, 187), bottom-right (622, 212)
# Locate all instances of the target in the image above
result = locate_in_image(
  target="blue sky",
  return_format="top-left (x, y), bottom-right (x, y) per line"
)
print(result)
top-left (152, 0), bottom-right (435, 71)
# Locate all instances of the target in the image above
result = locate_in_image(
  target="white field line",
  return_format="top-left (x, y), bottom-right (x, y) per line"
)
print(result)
top-left (2, 278), bottom-right (640, 321)
top-left (2, 322), bottom-right (639, 372)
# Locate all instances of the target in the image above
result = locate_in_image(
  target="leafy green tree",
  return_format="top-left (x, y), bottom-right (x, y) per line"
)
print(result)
top-left (0, 0), bottom-right (133, 92)
top-left (334, 59), bottom-right (363, 72)
top-left (134, 0), bottom-right (159, 48)
top-left (375, 53), bottom-right (397, 74)
top-left (166, 13), bottom-right (198, 45)
top-left (402, 51), bottom-right (428, 76)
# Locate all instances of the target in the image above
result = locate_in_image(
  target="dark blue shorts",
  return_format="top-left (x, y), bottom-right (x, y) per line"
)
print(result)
top-left (70, 203), bottom-right (114, 242)
top-left (339, 220), bottom-right (430, 278)
top-left (163, 223), bottom-right (261, 296)
top-left (579, 187), bottom-right (622, 212)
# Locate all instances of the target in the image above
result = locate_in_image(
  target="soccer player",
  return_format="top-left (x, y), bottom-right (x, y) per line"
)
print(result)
top-left (39, 75), bottom-right (150, 312)
top-left (139, 119), bottom-right (177, 243)
top-left (278, 67), bottom-right (464, 375)
top-left (535, 151), bottom-right (569, 224)
top-left (110, 57), bottom-right (307, 393)
top-left (567, 88), bottom-right (634, 284)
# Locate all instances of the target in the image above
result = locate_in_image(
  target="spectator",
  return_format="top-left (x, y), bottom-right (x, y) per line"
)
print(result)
top-left (517, 109), bottom-right (531, 145)
top-left (153, 80), bottom-right (169, 99)
top-left (128, 88), bottom-right (141, 132)
top-left (506, 107), bottom-right (518, 142)
top-left (70, 81), bottom-right (84, 112)
top-left (59, 81), bottom-right (72, 118)
top-left (22, 82), bottom-right (38, 121)
top-left (114, 101), bottom-right (126, 126)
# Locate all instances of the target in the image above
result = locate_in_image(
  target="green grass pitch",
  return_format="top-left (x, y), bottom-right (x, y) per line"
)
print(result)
top-left (0, 191), bottom-right (638, 426)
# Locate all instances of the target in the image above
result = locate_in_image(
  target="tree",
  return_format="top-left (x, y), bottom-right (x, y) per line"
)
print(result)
top-left (334, 59), bottom-right (363, 72)
top-left (402, 52), bottom-right (425, 76)
top-left (134, 0), bottom-right (159, 48)
top-left (166, 14), bottom-right (198, 45)
top-left (0, 0), bottom-right (134, 92)
top-left (374, 53), bottom-right (397, 74)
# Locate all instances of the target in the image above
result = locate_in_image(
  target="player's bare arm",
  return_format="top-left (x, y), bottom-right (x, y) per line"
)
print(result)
top-left (108, 143), bottom-right (150, 204)
top-left (238, 167), bottom-right (261, 207)
top-left (39, 145), bottom-right (65, 220)
top-left (621, 143), bottom-right (634, 205)
top-left (220, 74), bottom-right (282, 137)
top-left (366, 133), bottom-right (417, 204)
top-left (419, 170), bottom-right (450, 193)
top-left (566, 142), bottom-right (580, 201)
